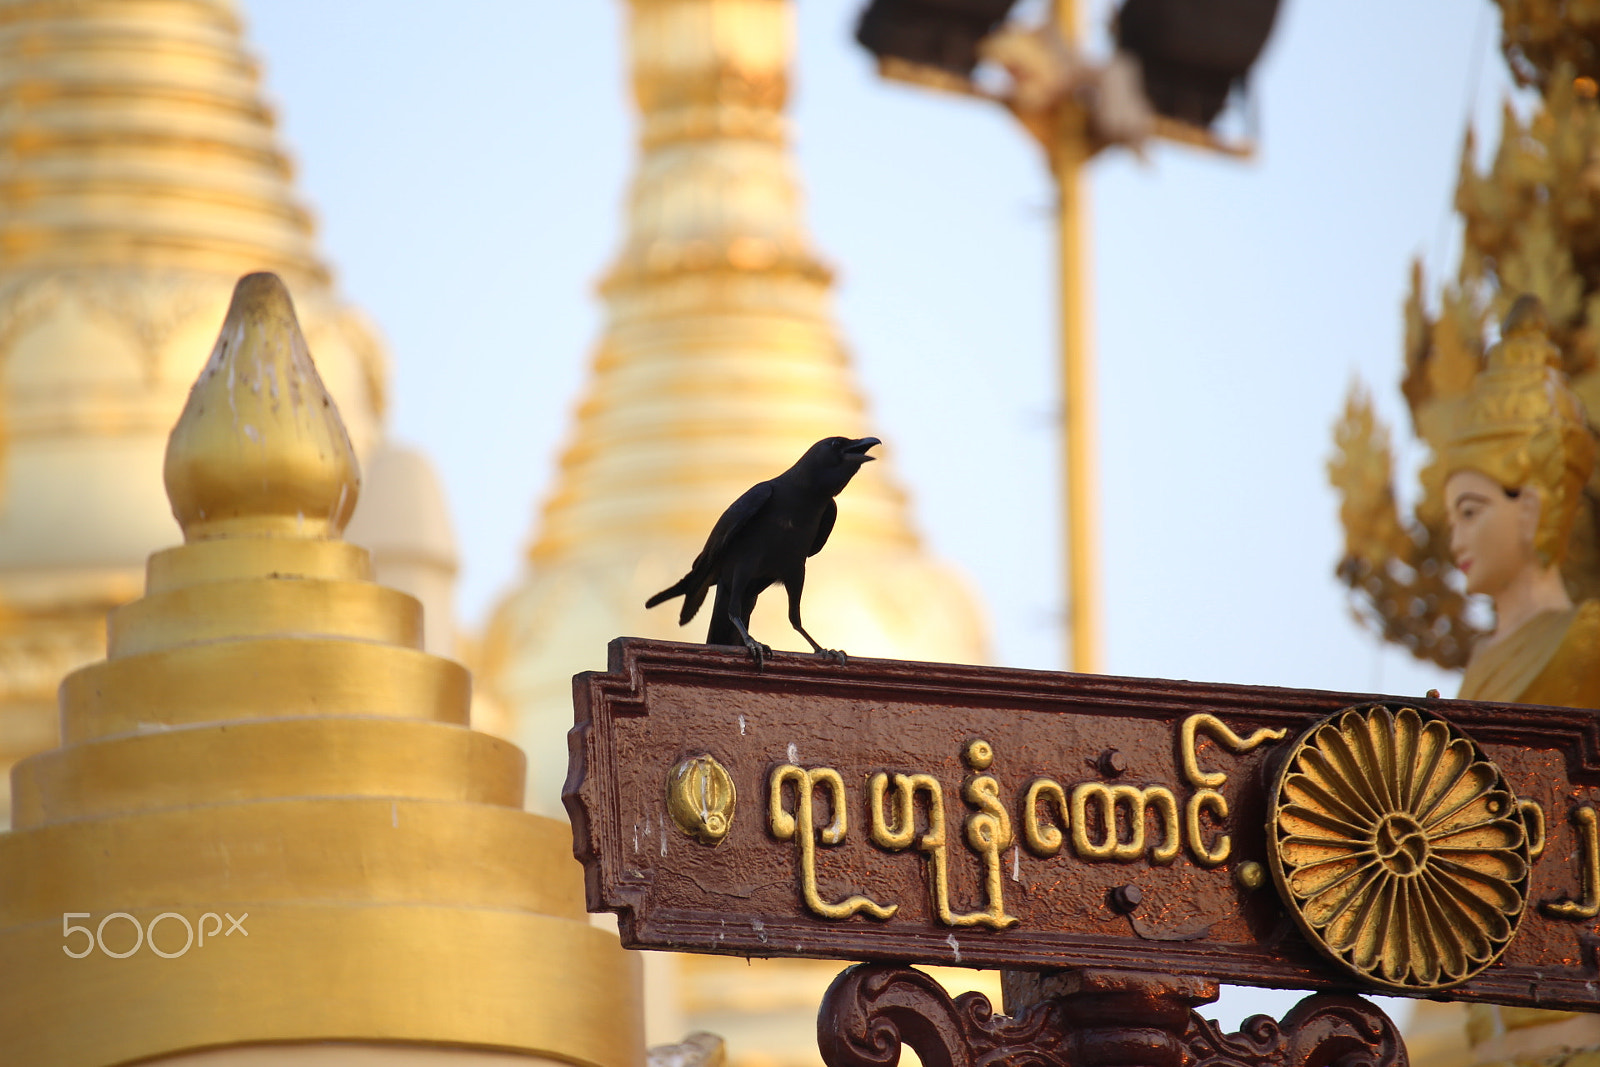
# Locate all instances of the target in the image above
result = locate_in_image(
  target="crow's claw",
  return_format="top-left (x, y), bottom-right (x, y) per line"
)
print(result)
top-left (745, 639), bottom-right (771, 670)
top-left (815, 648), bottom-right (848, 665)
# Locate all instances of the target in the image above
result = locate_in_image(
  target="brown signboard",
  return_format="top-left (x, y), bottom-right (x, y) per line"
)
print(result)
top-left (567, 639), bottom-right (1600, 1011)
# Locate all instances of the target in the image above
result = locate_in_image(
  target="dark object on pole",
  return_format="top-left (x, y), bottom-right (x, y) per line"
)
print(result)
top-left (644, 436), bottom-right (880, 667)
top-left (855, 0), bottom-right (1022, 77)
top-left (1114, 0), bottom-right (1283, 127)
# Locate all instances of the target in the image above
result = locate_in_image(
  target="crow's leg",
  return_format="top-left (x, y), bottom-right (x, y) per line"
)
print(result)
top-left (785, 571), bottom-right (846, 664)
top-left (729, 613), bottom-right (770, 670)
top-left (715, 573), bottom-right (769, 668)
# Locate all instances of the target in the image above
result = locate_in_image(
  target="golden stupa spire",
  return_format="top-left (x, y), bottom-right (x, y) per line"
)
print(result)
top-left (0, 274), bottom-right (642, 1065)
top-left (0, 3), bottom-right (325, 285)
top-left (480, 3), bottom-right (991, 1061)
top-left (483, 0), bottom-right (988, 818)
top-left (0, 0), bottom-right (462, 823)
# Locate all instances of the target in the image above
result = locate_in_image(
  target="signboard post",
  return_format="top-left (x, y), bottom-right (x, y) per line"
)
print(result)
top-left (568, 639), bottom-right (1600, 1066)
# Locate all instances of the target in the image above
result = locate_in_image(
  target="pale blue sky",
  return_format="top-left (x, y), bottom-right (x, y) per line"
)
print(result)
top-left (245, 0), bottom-right (1508, 1028)
top-left (244, 2), bottom-right (1499, 691)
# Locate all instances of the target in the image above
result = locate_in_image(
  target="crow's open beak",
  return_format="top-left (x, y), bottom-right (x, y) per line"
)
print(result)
top-left (844, 437), bottom-right (880, 462)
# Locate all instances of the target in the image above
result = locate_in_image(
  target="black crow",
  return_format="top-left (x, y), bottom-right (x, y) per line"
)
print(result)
top-left (645, 436), bottom-right (881, 667)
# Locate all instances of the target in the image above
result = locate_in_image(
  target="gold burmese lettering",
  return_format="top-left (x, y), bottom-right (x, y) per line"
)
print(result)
top-left (1023, 777), bottom-right (1181, 866)
top-left (1178, 713), bottom-right (1286, 866)
top-left (1069, 782), bottom-right (1181, 865)
top-left (763, 719), bottom-right (1296, 923)
top-left (769, 765), bottom-right (897, 921)
top-left (1021, 778), bottom-right (1069, 856)
top-left (1519, 798), bottom-right (1547, 860)
top-left (958, 740), bottom-right (1018, 929)
top-left (1543, 804), bottom-right (1600, 920)
top-left (868, 739), bottom-right (1017, 930)
top-left (1185, 789), bottom-right (1231, 867)
top-left (1179, 714), bottom-right (1288, 788)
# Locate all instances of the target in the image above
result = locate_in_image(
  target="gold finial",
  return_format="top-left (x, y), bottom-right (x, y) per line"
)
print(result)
top-left (163, 273), bottom-right (360, 542)
top-left (1441, 294), bottom-right (1598, 565)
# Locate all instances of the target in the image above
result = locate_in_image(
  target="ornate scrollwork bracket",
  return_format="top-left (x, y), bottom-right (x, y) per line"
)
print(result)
top-left (817, 964), bottom-right (1408, 1067)
top-left (818, 964), bottom-right (1067, 1067)
top-left (1182, 994), bottom-right (1409, 1067)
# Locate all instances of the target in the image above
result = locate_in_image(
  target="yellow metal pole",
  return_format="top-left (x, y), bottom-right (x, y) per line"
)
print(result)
top-left (1053, 0), bottom-right (1100, 674)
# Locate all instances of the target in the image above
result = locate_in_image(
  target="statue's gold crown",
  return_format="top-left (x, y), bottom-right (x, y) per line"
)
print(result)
top-left (1442, 295), bottom-right (1598, 564)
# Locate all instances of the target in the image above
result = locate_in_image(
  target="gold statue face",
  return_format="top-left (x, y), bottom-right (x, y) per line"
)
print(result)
top-left (1438, 296), bottom-right (1596, 569)
top-left (1446, 469), bottom-right (1542, 598)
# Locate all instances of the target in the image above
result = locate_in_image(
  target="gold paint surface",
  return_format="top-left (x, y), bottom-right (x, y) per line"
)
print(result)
top-left (59, 637), bottom-right (471, 743)
top-left (1178, 714), bottom-right (1287, 788)
top-left (0, 799), bottom-right (587, 923)
top-left (0, 905), bottom-right (641, 1067)
top-left (667, 754), bottom-right (738, 845)
top-left (863, 768), bottom-right (1016, 929)
top-left (1268, 705), bottom-right (1530, 991)
top-left (1234, 861), bottom-right (1266, 890)
top-left (165, 273), bottom-right (360, 542)
top-left (108, 577), bottom-right (424, 656)
top-left (0, 274), bottom-right (643, 1064)
top-left (1542, 805), bottom-right (1600, 919)
top-left (12, 718), bottom-right (524, 828)
top-left (0, 4), bottom-right (328, 283)
top-left (151, 1046), bottom-right (572, 1067)
top-left (771, 764), bottom-right (895, 921)
top-left (146, 537), bottom-right (374, 591)
top-left (1067, 783), bottom-right (1178, 864)
top-left (149, 1046), bottom-right (573, 1067)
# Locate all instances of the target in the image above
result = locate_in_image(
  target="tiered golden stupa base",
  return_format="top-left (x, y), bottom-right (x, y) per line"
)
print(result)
top-left (0, 274), bottom-right (643, 1066)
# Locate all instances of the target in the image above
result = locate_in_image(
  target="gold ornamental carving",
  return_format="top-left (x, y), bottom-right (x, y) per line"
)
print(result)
top-left (1267, 704), bottom-right (1530, 992)
top-left (668, 754), bottom-right (738, 845)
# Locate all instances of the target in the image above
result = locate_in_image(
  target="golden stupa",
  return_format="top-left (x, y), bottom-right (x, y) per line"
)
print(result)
top-left (0, 272), bottom-right (643, 1065)
top-left (0, 0), bottom-right (462, 821)
top-left (482, 0), bottom-right (988, 820)
top-left (479, 0), bottom-right (991, 1061)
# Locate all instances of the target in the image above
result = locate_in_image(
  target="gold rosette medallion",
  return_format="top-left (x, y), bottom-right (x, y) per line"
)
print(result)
top-left (1267, 705), bottom-right (1530, 992)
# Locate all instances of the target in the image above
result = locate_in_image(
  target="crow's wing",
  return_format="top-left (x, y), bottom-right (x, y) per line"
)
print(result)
top-left (674, 481), bottom-right (774, 624)
top-left (694, 481), bottom-right (774, 570)
top-left (809, 498), bottom-right (837, 557)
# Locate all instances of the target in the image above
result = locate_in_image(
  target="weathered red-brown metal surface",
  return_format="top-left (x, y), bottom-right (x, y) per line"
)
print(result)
top-left (567, 638), bottom-right (1600, 1011)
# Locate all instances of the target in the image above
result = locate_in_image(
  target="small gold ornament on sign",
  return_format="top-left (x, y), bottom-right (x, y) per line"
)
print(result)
top-left (1267, 704), bottom-right (1530, 991)
top-left (668, 754), bottom-right (738, 846)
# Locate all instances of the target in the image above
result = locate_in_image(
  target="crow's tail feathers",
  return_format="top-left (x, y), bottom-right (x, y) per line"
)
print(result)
top-left (679, 582), bottom-right (710, 626)
top-left (646, 573), bottom-right (710, 628)
top-left (644, 578), bottom-right (687, 610)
